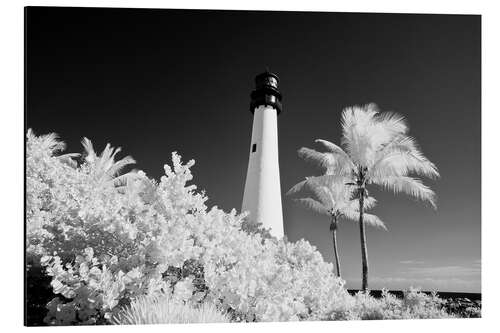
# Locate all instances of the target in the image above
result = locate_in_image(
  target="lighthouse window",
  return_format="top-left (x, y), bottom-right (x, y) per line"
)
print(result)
top-left (252, 143), bottom-right (257, 153)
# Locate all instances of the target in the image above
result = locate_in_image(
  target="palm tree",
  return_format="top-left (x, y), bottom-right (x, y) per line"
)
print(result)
top-left (287, 175), bottom-right (386, 278)
top-left (298, 103), bottom-right (439, 291)
top-left (81, 137), bottom-right (138, 188)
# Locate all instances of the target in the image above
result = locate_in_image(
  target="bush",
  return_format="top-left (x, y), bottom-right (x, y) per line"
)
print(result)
top-left (111, 293), bottom-right (230, 325)
top-left (25, 130), bottom-right (452, 325)
top-left (346, 289), bottom-right (451, 320)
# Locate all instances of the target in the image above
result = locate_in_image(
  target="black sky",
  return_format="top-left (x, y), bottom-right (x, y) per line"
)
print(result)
top-left (26, 7), bottom-right (481, 292)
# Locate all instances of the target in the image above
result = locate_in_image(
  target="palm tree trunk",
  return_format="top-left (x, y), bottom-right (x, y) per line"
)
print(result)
top-left (359, 191), bottom-right (369, 291)
top-left (331, 216), bottom-right (341, 278)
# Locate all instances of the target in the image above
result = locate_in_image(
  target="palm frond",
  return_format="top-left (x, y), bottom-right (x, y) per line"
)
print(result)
top-left (314, 139), bottom-right (347, 156)
top-left (102, 144), bottom-right (120, 171)
top-left (370, 151), bottom-right (439, 180)
top-left (362, 196), bottom-right (377, 210)
top-left (81, 137), bottom-right (96, 163)
top-left (370, 136), bottom-right (439, 180)
top-left (342, 208), bottom-right (387, 230)
top-left (305, 175), bottom-right (354, 201)
top-left (96, 143), bottom-right (114, 174)
top-left (297, 147), bottom-right (337, 172)
top-left (80, 137), bottom-right (136, 188)
top-left (379, 135), bottom-right (418, 154)
top-left (363, 213), bottom-right (387, 230)
top-left (287, 177), bottom-right (333, 209)
top-left (372, 176), bottom-right (437, 208)
top-left (314, 139), bottom-right (355, 175)
top-left (340, 105), bottom-right (384, 166)
top-left (376, 111), bottom-right (408, 136)
top-left (340, 104), bottom-right (416, 168)
top-left (293, 198), bottom-right (329, 216)
top-left (289, 173), bottom-right (363, 215)
top-left (57, 153), bottom-right (81, 168)
top-left (107, 155), bottom-right (136, 177)
top-left (286, 179), bottom-right (308, 196)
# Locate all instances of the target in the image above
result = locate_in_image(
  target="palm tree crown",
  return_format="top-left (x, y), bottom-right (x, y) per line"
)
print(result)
top-left (81, 137), bottom-right (138, 187)
top-left (287, 175), bottom-right (385, 230)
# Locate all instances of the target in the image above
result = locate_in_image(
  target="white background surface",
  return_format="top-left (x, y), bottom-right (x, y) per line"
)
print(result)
top-left (1, 0), bottom-right (497, 332)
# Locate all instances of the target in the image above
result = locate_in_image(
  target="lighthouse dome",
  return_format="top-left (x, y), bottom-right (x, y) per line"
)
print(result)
top-left (250, 70), bottom-right (283, 114)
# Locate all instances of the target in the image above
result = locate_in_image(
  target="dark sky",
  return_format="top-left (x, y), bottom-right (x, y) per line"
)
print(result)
top-left (26, 7), bottom-right (481, 292)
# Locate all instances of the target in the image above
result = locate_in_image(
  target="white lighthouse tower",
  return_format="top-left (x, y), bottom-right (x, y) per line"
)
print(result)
top-left (241, 71), bottom-right (284, 238)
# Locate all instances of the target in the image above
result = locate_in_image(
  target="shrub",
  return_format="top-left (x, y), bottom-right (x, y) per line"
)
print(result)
top-left (111, 293), bottom-right (230, 325)
top-left (345, 288), bottom-right (451, 320)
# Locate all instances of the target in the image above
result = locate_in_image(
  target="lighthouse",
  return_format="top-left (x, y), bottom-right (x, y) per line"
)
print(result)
top-left (241, 71), bottom-right (284, 238)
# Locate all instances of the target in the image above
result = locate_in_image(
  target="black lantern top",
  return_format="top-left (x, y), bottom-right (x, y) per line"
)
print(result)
top-left (250, 70), bottom-right (283, 114)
